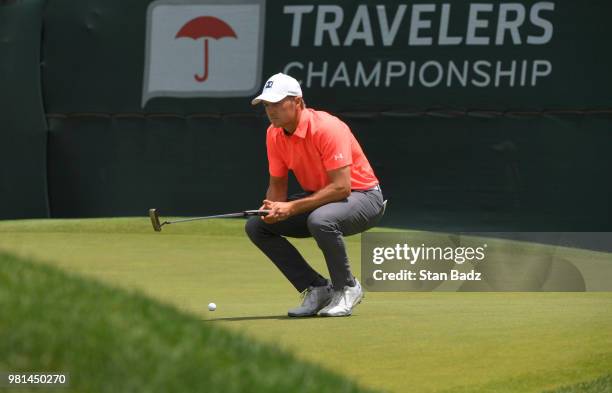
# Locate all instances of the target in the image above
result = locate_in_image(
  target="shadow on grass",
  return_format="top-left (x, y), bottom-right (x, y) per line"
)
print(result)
top-left (204, 314), bottom-right (322, 322)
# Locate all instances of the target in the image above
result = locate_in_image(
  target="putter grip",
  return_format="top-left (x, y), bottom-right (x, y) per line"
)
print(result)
top-left (244, 209), bottom-right (269, 216)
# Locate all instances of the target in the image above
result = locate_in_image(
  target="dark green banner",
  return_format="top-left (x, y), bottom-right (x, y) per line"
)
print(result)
top-left (40, 0), bottom-right (612, 114)
top-left (2, 0), bottom-right (610, 229)
top-left (0, 0), bottom-right (49, 219)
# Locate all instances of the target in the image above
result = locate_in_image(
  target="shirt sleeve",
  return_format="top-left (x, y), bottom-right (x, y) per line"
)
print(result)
top-left (315, 122), bottom-right (353, 171)
top-left (266, 129), bottom-right (288, 177)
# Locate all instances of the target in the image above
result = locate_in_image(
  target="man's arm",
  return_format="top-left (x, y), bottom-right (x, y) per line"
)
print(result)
top-left (265, 175), bottom-right (288, 202)
top-left (263, 165), bottom-right (351, 220)
top-left (290, 165), bottom-right (350, 214)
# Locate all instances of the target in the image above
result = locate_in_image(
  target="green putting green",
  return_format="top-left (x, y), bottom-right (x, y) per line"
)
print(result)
top-left (1, 218), bottom-right (611, 393)
top-left (0, 251), bottom-right (376, 393)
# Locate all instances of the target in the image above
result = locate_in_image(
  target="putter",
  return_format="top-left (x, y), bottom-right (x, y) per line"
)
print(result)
top-left (149, 208), bottom-right (269, 232)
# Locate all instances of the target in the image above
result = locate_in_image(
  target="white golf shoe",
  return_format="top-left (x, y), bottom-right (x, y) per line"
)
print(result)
top-left (287, 283), bottom-right (333, 317)
top-left (318, 279), bottom-right (364, 317)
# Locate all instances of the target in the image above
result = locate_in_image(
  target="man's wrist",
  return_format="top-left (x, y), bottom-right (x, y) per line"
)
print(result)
top-left (291, 195), bottom-right (322, 215)
top-left (287, 200), bottom-right (300, 215)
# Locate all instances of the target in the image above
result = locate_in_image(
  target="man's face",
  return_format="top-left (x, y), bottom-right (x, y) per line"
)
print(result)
top-left (263, 96), bottom-right (300, 128)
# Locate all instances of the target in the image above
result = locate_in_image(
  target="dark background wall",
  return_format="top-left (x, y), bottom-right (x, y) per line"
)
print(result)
top-left (0, 0), bottom-right (49, 219)
top-left (1, 0), bottom-right (611, 231)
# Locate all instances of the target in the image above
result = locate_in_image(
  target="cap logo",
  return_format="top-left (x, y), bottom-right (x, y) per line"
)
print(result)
top-left (265, 80), bottom-right (273, 89)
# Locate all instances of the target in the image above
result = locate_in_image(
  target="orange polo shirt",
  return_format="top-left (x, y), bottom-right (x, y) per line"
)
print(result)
top-left (266, 108), bottom-right (379, 192)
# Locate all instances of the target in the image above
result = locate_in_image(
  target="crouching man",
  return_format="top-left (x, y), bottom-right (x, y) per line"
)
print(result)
top-left (246, 73), bottom-right (385, 317)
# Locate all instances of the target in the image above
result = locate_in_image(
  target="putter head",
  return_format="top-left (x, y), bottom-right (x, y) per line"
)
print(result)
top-left (149, 208), bottom-right (162, 232)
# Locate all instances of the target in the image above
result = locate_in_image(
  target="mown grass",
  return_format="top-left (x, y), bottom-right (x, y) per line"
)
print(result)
top-left (1, 217), bottom-right (611, 393)
top-left (0, 251), bottom-right (377, 393)
top-left (546, 374), bottom-right (612, 393)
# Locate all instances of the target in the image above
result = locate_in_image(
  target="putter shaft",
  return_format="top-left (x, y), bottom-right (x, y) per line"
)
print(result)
top-left (149, 209), bottom-right (268, 232)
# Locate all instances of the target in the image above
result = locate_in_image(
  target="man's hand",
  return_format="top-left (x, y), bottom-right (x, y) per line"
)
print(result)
top-left (261, 199), bottom-right (296, 223)
top-left (258, 202), bottom-right (277, 224)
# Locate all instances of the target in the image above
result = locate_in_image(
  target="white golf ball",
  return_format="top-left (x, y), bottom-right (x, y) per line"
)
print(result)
top-left (208, 302), bottom-right (217, 311)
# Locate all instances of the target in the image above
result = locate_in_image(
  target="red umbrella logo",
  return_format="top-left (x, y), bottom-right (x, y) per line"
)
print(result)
top-left (175, 16), bottom-right (238, 83)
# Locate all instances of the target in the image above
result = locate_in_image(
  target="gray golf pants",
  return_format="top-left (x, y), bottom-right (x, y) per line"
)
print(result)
top-left (245, 187), bottom-right (385, 291)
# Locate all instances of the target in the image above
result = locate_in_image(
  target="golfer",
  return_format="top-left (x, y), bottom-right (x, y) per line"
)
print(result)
top-left (246, 73), bottom-right (385, 317)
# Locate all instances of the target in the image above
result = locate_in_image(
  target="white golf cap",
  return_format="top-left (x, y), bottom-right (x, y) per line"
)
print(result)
top-left (251, 73), bottom-right (302, 105)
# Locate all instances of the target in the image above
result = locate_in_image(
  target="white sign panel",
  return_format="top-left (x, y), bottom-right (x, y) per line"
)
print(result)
top-left (142, 0), bottom-right (265, 106)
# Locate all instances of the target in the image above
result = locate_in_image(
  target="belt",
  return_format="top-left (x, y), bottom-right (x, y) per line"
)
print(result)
top-left (353, 184), bottom-right (381, 192)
